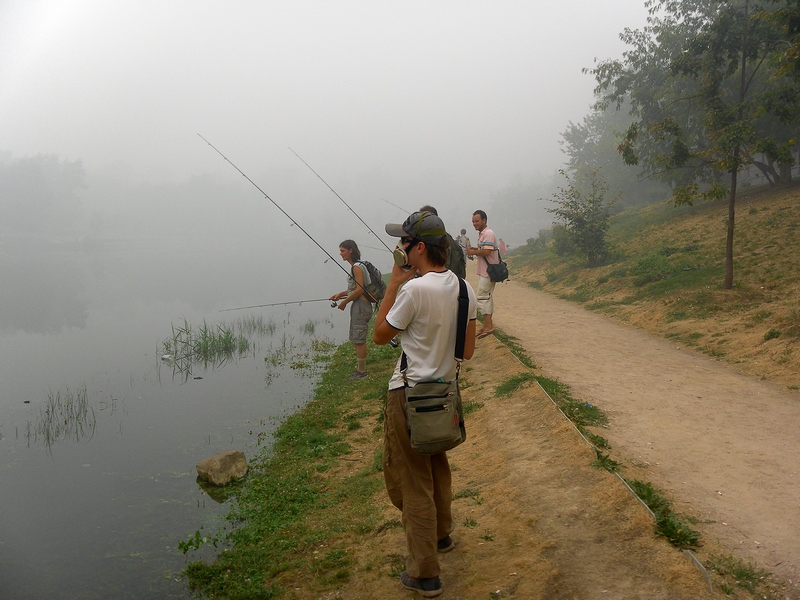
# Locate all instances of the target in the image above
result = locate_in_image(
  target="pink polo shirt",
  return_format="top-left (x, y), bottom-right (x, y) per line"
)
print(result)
top-left (475, 226), bottom-right (498, 277)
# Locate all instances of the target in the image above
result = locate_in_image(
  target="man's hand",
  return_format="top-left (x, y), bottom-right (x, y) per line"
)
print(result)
top-left (390, 263), bottom-right (418, 286)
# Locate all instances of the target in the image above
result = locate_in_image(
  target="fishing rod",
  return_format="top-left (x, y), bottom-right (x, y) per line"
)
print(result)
top-left (220, 298), bottom-right (334, 313)
top-left (198, 134), bottom-right (374, 301)
top-left (288, 147), bottom-right (394, 252)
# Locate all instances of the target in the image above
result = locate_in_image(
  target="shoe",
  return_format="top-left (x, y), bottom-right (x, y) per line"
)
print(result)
top-left (389, 336), bottom-right (399, 348)
top-left (400, 571), bottom-right (442, 597)
top-left (348, 371), bottom-right (368, 380)
top-left (437, 535), bottom-right (454, 553)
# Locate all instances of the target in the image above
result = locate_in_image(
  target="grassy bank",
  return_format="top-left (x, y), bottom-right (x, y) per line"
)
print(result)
top-left (511, 182), bottom-right (800, 389)
top-left (181, 335), bottom-right (401, 598)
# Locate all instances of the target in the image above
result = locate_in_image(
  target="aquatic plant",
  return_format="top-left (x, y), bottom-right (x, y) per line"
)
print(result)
top-left (159, 316), bottom-right (335, 384)
top-left (160, 318), bottom-right (267, 380)
top-left (30, 384), bottom-right (96, 452)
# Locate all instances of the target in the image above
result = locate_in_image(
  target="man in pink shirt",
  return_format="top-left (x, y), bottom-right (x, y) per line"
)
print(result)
top-left (467, 210), bottom-right (499, 338)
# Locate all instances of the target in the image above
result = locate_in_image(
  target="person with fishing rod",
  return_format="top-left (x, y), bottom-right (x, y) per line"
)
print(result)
top-left (374, 211), bottom-right (478, 598)
top-left (329, 240), bottom-right (373, 380)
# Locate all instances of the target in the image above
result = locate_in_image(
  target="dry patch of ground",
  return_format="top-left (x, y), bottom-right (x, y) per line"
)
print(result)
top-left (488, 276), bottom-right (800, 600)
top-left (282, 337), bottom-right (717, 600)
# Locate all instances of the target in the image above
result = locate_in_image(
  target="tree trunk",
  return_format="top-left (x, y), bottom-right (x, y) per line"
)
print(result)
top-left (779, 162), bottom-right (793, 184)
top-left (725, 162), bottom-right (737, 290)
top-left (752, 160), bottom-right (778, 185)
top-left (724, 0), bottom-right (746, 291)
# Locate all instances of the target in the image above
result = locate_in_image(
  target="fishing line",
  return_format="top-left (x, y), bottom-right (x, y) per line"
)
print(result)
top-left (198, 134), bottom-right (373, 300)
top-left (381, 197), bottom-right (410, 214)
top-left (288, 147), bottom-right (394, 252)
top-left (361, 244), bottom-right (392, 253)
top-left (220, 298), bottom-right (334, 313)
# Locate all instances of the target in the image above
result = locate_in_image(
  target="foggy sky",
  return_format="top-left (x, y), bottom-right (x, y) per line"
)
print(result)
top-left (1, 1), bottom-right (650, 239)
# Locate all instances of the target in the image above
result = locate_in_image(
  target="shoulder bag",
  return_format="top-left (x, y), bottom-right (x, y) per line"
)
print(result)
top-left (402, 277), bottom-right (469, 455)
top-left (484, 252), bottom-right (509, 283)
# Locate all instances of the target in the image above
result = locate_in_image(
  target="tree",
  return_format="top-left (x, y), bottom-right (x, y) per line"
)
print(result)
top-left (591, 0), bottom-right (800, 288)
top-left (546, 169), bottom-right (620, 267)
top-left (561, 101), bottom-right (671, 208)
top-left (763, 0), bottom-right (800, 80)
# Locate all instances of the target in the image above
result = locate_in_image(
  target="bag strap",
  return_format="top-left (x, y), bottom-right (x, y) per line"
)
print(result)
top-left (401, 276), bottom-right (469, 383)
top-left (454, 277), bottom-right (469, 360)
top-left (480, 246), bottom-right (502, 269)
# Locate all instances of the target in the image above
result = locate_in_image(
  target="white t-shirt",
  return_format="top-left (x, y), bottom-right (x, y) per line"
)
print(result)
top-left (385, 270), bottom-right (478, 389)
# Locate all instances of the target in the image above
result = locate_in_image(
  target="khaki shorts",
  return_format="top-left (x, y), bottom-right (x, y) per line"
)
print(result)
top-left (476, 275), bottom-right (496, 315)
top-left (349, 300), bottom-right (373, 344)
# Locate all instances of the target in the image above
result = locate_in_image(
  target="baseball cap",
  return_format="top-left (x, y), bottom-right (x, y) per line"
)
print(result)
top-left (385, 211), bottom-right (448, 247)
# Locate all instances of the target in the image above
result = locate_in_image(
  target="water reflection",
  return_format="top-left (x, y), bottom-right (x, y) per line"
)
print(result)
top-left (0, 232), bottom-right (349, 599)
top-left (0, 250), bottom-right (89, 334)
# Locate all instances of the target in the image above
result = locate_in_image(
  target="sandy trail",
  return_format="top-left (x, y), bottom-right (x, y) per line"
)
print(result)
top-left (487, 276), bottom-right (800, 595)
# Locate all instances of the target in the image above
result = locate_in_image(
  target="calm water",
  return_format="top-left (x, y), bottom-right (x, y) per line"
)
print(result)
top-left (0, 234), bottom-right (351, 599)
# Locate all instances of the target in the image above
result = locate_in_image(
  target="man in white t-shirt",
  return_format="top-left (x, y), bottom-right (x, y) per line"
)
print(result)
top-left (374, 211), bottom-right (477, 598)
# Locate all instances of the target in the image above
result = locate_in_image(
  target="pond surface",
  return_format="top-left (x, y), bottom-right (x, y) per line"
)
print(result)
top-left (0, 234), bottom-right (350, 599)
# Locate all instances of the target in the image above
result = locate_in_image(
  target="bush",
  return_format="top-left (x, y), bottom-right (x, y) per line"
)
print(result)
top-left (546, 168), bottom-right (619, 266)
top-left (551, 224), bottom-right (575, 256)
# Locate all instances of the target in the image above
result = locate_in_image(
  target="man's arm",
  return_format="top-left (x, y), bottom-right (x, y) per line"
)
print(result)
top-left (468, 231), bottom-right (496, 257)
top-left (463, 319), bottom-right (477, 360)
top-left (467, 246), bottom-right (494, 257)
top-left (373, 264), bottom-right (417, 345)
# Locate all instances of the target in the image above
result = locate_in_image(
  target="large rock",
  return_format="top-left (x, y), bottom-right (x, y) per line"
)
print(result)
top-left (196, 450), bottom-right (248, 486)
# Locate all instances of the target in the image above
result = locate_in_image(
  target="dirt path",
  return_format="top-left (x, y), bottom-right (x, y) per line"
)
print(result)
top-left (329, 335), bottom-right (717, 599)
top-left (488, 277), bottom-right (800, 597)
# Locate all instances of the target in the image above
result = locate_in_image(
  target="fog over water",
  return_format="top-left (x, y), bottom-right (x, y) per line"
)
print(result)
top-left (1, 0), bottom-right (650, 242)
top-left (1, 2), bottom-right (654, 597)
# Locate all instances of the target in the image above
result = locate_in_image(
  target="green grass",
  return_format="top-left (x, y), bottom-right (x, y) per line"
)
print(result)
top-left (536, 375), bottom-right (607, 428)
top-left (181, 331), bottom-right (401, 598)
top-left (624, 479), bottom-right (700, 549)
top-left (592, 450), bottom-right (621, 473)
top-left (495, 372), bottom-right (537, 397)
top-left (706, 553), bottom-right (772, 595)
top-left (491, 329), bottom-right (536, 369)
top-left (453, 487), bottom-right (484, 504)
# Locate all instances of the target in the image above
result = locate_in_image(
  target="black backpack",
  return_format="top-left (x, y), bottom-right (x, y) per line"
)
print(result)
top-left (354, 261), bottom-right (387, 304)
top-left (447, 234), bottom-right (467, 279)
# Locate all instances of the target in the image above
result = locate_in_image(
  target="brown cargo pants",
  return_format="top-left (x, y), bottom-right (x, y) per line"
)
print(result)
top-left (383, 387), bottom-right (453, 579)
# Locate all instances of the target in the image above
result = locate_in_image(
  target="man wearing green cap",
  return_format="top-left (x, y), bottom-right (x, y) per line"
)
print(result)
top-left (374, 211), bottom-right (478, 597)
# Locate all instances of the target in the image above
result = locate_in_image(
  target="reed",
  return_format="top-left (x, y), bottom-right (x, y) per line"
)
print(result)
top-left (160, 317), bottom-right (278, 379)
top-left (160, 315), bottom-right (336, 384)
top-left (30, 384), bottom-right (96, 451)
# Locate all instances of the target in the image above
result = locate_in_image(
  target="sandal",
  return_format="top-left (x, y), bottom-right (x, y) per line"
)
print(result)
top-left (476, 330), bottom-right (495, 339)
